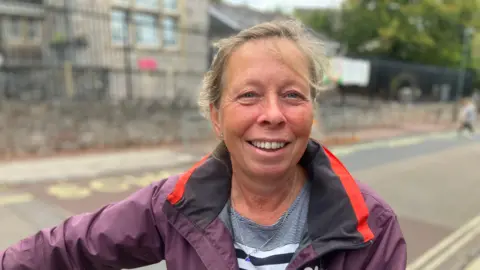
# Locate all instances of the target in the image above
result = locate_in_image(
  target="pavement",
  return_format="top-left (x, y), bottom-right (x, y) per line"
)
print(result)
top-left (0, 141), bottom-right (215, 184)
top-left (1, 129), bottom-right (480, 269)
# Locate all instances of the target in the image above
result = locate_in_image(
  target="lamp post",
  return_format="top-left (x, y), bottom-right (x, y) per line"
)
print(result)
top-left (452, 26), bottom-right (475, 122)
top-left (123, 10), bottom-right (133, 100)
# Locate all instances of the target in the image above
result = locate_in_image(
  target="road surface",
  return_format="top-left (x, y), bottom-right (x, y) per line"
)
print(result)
top-left (1, 131), bottom-right (479, 269)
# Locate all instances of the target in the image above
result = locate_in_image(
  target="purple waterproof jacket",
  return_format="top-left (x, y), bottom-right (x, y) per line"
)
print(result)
top-left (0, 140), bottom-right (407, 270)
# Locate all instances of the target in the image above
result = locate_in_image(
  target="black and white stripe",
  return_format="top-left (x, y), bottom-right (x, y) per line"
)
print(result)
top-left (235, 243), bottom-right (298, 270)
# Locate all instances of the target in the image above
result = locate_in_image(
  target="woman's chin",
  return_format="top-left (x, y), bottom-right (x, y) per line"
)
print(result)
top-left (247, 163), bottom-right (293, 178)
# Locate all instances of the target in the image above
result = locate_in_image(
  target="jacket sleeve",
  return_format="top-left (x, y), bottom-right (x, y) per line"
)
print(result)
top-left (0, 181), bottom-right (166, 270)
top-left (364, 211), bottom-right (407, 270)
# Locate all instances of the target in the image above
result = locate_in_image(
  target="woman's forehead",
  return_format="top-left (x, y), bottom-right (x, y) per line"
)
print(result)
top-left (232, 38), bottom-right (306, 62)
top-left (224, 38), bottom-right (310, 85)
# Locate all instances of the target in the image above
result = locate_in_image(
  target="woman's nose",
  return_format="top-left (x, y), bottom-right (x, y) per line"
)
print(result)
top-left (258, 96), bottom-right (286, 126)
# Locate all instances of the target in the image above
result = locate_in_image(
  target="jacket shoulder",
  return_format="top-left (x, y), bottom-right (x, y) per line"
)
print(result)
top-left (357, 181), bottom-right (398, 228)
top-left (151, 174), bottom-right (181, 208)
top-left (353, 181), bottom-right (407, 269)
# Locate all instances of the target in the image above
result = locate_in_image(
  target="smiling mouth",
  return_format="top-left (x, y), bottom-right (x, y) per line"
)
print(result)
top-left (247, 141), bottom-right (290, 151)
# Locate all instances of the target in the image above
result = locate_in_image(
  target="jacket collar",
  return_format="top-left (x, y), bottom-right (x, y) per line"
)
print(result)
top-left (165, 139), bottom-right (374, 253)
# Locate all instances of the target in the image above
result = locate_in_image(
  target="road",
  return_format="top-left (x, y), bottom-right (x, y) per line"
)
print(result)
top-left (1, 131), bottom-right (480, 269)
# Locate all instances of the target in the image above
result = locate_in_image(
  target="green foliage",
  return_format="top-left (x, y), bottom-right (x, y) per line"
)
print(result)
top-left (294, 8), bottom-right (340, 40)
top-left (296, 0), bottom-right (480, 69)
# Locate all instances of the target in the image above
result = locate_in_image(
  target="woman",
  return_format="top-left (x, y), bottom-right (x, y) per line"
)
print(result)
top-left (0, 20), bottom-right (406, 270)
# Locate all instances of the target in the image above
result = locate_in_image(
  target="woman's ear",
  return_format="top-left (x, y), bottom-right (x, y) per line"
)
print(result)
top-left (209, 103), bottom-right (222, 138)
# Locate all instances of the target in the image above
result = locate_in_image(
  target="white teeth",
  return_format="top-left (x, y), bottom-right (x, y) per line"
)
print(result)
top-left (251, 141), bottom-right (286, 150)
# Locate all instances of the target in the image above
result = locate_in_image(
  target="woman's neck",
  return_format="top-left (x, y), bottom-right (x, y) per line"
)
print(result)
top-left (230, 166), bottom-right (306, 226)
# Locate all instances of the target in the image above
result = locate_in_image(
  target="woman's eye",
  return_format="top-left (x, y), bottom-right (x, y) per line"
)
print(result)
top-left (285, 92), bottom-right (301, 99)
top-left (240, 92), bottom-right (257, 98)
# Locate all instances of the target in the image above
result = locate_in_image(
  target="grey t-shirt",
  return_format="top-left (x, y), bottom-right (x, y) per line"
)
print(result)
top-left (462, 103), bottom-right (477, 123)
top-left (219, 182), bottom-right (310, 270)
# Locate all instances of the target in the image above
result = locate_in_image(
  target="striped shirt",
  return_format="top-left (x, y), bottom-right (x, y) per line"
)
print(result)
top-left (234, 242), bottom-right (299, 270)
top-left (220, 182), bottom-right (310, 270)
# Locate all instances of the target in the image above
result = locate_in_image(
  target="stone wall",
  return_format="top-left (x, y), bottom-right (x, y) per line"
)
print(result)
top-left (0, 101), bottom-right (214, 159)
top-left (0, 100), bottom-right (456, 160)
top-left (318, 103), bottom-right (454, 134)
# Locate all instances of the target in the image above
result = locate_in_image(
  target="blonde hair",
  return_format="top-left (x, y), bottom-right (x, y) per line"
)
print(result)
top-left (198, 19), bottom-right (329, 118)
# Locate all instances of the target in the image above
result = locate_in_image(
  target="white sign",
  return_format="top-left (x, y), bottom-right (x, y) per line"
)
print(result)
top-left (329, 57), bottom-right (371, 87)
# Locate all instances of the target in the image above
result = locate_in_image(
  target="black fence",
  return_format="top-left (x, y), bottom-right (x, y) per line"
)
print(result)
top-left (0, 65), bottom-right (204, 105)
top-left (0, 65), bottom-right (109, 100)
top-left (340, 57), bottom-right (475, 102)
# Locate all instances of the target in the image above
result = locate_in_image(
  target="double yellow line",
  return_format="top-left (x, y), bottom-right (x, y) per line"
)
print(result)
top-left (407, 214), bottom-right (480, 270)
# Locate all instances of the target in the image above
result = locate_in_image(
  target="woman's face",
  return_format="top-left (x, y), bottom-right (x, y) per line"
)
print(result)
top-left (210, 38), bottom-right (314, 177)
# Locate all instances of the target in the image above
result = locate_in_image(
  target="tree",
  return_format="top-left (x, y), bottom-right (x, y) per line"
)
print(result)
top-left (297, 0), bottom-right (480, 69)
top-left (294, 8), bottom-right (340, 40)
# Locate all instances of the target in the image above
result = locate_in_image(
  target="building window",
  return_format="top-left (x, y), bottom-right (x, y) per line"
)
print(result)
top-left (163, 0), bottom-right (177, 10)
top-left (134, 13), bottom-right (159, 46)
top-left (162, 16), bottom-right (178, 47)
top-left (111, 9), bottom-right (128, 45)
top-left (3, 17), bottom-right (42, 45)
top-left (111, 0), bottom-right (180, 49)
top-left (26, 19), bottom-right (42, 42)
top-left (8, 18), bottom-right (22, 40)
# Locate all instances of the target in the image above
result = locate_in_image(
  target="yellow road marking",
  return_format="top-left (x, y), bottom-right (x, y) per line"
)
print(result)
top-left (0, 186), bottom-right (8, 192)
top-left (330, 131), bottom-right (456, 157)
top-left (90, 177), bottom-right (130, 193)
top-left (465, 256), bottom-right (480, 270)
top-left (331, 148), bottom-right (356, 156)
top-left (408, 214), bottom-right (480, 270)
top-left (0, 193), bottom-right (34, 206)
top-left (422, 224), bottom-right (480, 270)
top-left (46, 183), bottom-right (91, 199)
top-left (44, 170), bottom-right (177, 200)
top-left (125, 172), bottom-right (169, 188)
top-left (388, 137), bottom-right (424, 148)
top-left (431, 132), bottom-right (455, 140)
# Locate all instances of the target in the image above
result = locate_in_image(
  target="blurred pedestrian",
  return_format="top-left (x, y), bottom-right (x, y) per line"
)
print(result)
top-left (0, 20), bottom-right (406, 270)
top-left (457, 97), bottom-right (476, 138)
